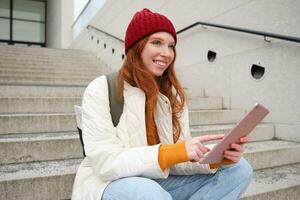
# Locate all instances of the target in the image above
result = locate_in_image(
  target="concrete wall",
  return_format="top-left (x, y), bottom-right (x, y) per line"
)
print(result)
top-left (69, 0), bottom-right (300, 141)
top-left (174, 0), bottom-right (300, 141)
top-left (47, 0), bottom-right (73, 48)
top-left (70, 26), bottom-right (124, 71)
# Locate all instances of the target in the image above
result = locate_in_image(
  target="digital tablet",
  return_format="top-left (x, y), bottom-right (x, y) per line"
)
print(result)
top-left (200, 103), bottom-right (269, 164)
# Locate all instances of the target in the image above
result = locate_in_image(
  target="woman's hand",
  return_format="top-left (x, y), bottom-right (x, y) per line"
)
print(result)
top-left (223, 136), bottom-right (249, 163)
top-left (185, 134), bottom-right (224, 162)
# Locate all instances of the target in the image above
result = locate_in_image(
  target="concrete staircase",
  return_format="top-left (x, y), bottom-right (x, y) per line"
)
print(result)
top-left (0, 45), bottom-right (110, 199)
top-left (0, 45), bottom-right (299, 199)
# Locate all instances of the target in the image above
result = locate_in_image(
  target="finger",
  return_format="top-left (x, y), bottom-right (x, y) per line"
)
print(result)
top-left (224, 150), bottom-right (242, 157)
top-left (224, 155), bottom-right (241, 163)
top-left (239, 136), bottom-right (250, 143)
top-left (230, 143), bottom-right (244, 153)
top-left (188, 151), bottom-right (197, 162)
top-left (197, 134), bottom-right (225, 143)
top-left (192, 155), bottom-right (201, 162)
top-left (198, 157), bottom-right (205, 163)
top-left (197, 144), bottom-right (210, 154)
top-left (195, 148), bottom-right (204, 160)
top-left (190, 147), bottom-right (202, 162)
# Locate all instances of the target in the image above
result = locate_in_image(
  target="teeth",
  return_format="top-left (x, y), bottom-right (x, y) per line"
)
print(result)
top-left (154, 60), bottom-right (167, 66)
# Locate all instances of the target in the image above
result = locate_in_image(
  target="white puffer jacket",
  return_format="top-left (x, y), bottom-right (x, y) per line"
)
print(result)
top-left (71, 76), bottom-right (214, 200)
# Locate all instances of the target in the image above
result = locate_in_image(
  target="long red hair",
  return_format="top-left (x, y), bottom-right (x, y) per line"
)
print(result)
top-left (117, 36), bottom-right (186, 145)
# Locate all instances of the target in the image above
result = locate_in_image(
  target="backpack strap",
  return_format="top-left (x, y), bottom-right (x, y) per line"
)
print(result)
top-left (106, 72), bottom-right (124, 127)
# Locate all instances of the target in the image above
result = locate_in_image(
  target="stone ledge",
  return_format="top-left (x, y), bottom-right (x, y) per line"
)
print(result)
top-left (242, 163), bottom-right (300, 200)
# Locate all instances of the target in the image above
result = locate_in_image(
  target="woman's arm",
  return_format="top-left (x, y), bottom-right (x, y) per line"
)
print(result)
top-left (167, 105), bottom-right (215, 174)
top-left (82, 76), bottom-right (168, 181)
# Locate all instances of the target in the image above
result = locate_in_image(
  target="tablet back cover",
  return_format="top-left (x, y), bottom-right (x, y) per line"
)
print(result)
top-left (201, 103), bottom-right (269, 164)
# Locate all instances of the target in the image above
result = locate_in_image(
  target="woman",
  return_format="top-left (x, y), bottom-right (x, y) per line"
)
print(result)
top-left (72, 8), bottom-right (253, 200)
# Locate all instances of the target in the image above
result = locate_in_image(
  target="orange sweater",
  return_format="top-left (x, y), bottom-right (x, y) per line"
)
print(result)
top-left (158, 142), bottom-right (234, 170)
top-left (158, 142), bottom-right (189, 170)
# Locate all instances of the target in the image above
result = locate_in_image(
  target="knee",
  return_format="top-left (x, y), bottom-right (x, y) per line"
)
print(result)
top-left (220, 158), bottom-right (253, 183)
top-left (129, 177), bottom-right (172, 200)
top-left (103, 177), bottom-right (172, 200)
top-left (234, 158), bottom-right (253, 181)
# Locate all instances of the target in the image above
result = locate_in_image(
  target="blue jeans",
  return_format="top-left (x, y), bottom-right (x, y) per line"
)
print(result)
top-left (101, 158), bottom-right (253, 200)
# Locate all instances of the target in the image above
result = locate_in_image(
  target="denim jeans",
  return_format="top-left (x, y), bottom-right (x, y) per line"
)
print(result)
top-left (101, 158), bottom-right (253, 200)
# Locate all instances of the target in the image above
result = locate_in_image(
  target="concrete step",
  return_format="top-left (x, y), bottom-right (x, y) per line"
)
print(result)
top-left (0, 143), bottom-right (299, 199)
top-left (184, 87), bottom-right (205, 97)
top-left (0, 109), bottom-right (249, 134)
top-left (189, 109), bottom-right (245, 125)
top-left (0, 45), bottom-right (96, 57)
top-left (191, 124), bottom-right (274, 142)
top-left (187, 96), bottom-right (223, 110)
top-left (0, 70), bottom-right (102, 80)
top-left (0, 64), bottom-right (107, 75)
top-left (0, 96), bottom-right (218, 113)
top-left (0, 47), bottom-right (96, 55)
top-left (0, 113), bottom-right (76, 134)
top-left (0, 97), bottom-right (82, 113)
top-left (0, 46), bottom-right (111, 73)
top-left (244, 140), bottom-right (300, 170)
top-left (0, 58), bottom-right (105, 70)
top-left (0, 65), bottom-right (106, 76)
top-left (0, 53), bottom-right (94, 60)
top-left (0, 47), bottom-right (103, 60)
top-left (1, 119), bottom-right (296, 168)
top-left (0, 158), bottom-right (81, 200)
top-left (0, 75), bottom-right (95, 86)
top-left (241, 163), bottom-right (300, 200)
top-left (204, 139), bottom-right (300, 170)
top-left (0, 132), bottom-right (83, 165)
top-left (0, 85), bottom-right (86, 98)
top-left (0, 56), bottom-right (101, 64)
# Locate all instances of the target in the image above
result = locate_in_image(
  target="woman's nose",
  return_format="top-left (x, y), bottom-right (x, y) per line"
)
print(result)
top-left (160, 45), bottom-right (173, 57)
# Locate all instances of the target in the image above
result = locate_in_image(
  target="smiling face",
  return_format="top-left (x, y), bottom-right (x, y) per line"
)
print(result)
top-left (141, 32), bottom-right (175, 77)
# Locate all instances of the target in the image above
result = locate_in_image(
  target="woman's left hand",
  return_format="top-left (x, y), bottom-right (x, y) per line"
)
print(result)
top-left (223, 136), bottom-right (249, 163)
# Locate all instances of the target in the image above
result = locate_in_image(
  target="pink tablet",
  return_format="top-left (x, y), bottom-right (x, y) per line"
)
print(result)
top-left (200, 103), bottom-right (269, 164)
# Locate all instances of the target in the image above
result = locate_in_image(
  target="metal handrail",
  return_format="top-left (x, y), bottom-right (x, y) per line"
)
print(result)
top-left (177, 21), bottom-right (300, 43)
top-left (87, 21), bottom-right (300, 44)
top-left (87, 25), bottom-right (124, 43)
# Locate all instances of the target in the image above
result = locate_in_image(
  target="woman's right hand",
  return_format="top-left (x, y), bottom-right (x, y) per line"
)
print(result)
top-left (185, 134), bottom-right (224, 162)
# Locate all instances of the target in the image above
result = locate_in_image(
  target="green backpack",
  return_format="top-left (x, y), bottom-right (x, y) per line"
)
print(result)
top-left (106, 72), bottom-right (124, 127)
top-left (77, 72), bottom-right (124, 157)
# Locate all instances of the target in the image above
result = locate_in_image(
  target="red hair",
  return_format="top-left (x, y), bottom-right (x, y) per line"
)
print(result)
top-left (118, 36), bottom-right (185, 145)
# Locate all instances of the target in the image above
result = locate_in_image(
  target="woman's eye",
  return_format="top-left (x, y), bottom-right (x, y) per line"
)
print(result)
top-left (151, 40), bottom-right (161, 45)
top-left (169, 44), bottom-right (175, 49)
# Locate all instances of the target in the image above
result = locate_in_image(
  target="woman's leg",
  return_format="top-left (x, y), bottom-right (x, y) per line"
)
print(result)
top-left (154, 172), bottom-right (218, 200)
top-left (189, 158), bottom-right (253, 200)
top-left (101, 176), bottom-right (173, 200)
top-left (102, 158), bottom-right (252, 200)
top-left (154, 158), bottom-right (253, 200)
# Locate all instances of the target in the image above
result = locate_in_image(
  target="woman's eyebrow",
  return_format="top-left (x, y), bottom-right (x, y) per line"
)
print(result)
top-left (149, 37), bottom-right (175, 44)
top-left (149, 37), bottom-right (163, 41)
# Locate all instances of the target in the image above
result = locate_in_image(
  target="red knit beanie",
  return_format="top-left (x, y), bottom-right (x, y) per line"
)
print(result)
top-left (125, 8), bottom-right (177, 54)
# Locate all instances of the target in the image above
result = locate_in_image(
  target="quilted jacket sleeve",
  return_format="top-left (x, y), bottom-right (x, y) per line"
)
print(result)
top-left (82, 76), bottom-right (168, 182)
